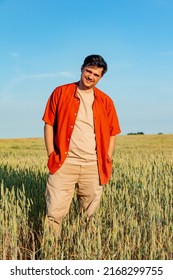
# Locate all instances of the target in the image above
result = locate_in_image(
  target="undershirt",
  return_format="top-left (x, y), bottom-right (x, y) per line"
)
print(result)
top-left (66, 88), bottom-right (97, 165)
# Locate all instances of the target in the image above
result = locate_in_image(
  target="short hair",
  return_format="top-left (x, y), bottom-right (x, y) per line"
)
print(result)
top-left (82, 54), bottom-right (108, 76)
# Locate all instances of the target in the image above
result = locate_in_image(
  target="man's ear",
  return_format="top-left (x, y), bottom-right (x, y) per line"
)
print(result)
top-left (81, 66), bottom-right (84, 72)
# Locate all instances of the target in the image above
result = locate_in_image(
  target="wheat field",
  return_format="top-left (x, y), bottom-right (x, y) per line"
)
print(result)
top-left (0, 135), bottom-right (172, 260)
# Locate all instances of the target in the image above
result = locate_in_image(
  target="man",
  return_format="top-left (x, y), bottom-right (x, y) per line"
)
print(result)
top-left (42, 54), bottom-right (121, 236)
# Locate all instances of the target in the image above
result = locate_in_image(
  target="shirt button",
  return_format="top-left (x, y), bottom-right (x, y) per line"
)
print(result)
top-left (65, 152), bottom-right (67, 154)
top-left (74, 113), bottom-right (77, 116)
top-left (67, 138), bottom-right (70, 141)
top-left (71, 125), bottom-right (73, 128)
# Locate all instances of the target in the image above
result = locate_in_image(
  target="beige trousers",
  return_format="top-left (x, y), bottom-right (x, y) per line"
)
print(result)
top-left (45, 162), bottom-right (103, 236)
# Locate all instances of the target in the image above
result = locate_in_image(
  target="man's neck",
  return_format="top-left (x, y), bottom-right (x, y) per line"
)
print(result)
top-left (78, 80), bottom-right (94, 91)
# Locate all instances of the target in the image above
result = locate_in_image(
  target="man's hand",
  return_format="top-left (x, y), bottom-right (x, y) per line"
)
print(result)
top-left (44, 123), bottom-right (54, 157)
top-left (108, 135), bottom-right (116, 159)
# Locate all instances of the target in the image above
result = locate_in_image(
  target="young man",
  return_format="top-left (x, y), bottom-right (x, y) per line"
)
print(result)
top-left (42, 54), bottom-right (121, 236)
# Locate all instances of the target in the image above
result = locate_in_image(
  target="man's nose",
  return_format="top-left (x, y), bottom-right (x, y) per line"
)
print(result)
top-left (88, 73), bottom-right (93, 79)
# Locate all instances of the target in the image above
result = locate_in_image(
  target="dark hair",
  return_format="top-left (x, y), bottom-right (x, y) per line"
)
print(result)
top-left (82, 54), bottom-right (108, 76)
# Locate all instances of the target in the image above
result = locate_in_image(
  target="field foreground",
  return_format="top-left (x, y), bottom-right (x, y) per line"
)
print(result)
top-left (0, 135), bottom-right (172, 260)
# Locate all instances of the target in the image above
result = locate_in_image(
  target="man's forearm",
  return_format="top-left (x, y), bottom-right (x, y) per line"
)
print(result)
top-left (108, 135), bottom-right (116, 159)
top-left (44, 123), bottom-right (54, 156)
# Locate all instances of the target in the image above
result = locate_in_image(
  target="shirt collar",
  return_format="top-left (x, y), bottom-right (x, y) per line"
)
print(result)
top-left (75, 81), bottom-right (98, 98)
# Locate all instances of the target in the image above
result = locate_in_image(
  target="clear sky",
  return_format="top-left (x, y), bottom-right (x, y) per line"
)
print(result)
top-left (0, 0), bottom-right (173, 138)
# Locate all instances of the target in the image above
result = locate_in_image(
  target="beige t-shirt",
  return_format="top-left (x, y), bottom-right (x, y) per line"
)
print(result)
top-left (66, 88), bottom-right (97, 165)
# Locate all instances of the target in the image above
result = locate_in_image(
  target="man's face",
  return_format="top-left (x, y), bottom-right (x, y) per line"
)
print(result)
top-left (80, 66), bottom-right (103, 90)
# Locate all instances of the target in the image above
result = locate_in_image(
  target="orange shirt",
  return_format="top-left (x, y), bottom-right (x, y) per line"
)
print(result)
top-left (42, 82), bottom-right (121, 185)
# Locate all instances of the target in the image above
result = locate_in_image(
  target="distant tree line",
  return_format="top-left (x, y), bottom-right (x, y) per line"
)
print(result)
top-left (127, 132), bottom-right (164, 135)
top-left (127, 132), bottom-right (144, 135)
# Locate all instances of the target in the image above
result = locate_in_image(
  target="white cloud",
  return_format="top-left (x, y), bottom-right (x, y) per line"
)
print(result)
top-left (153, 0), bottom-right (167, 4)
top-left (9, 52), bottom-right (20, 58)
top-left (0, 71), bottom-right (76, 97)
top-left (18, 71), bottom-right (75, 80)
top-left (157, 51), bottom-right (173, 56)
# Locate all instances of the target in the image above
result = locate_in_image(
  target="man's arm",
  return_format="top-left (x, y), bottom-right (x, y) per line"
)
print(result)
top-left (44, 123), bottom-right (54, 157)
top-left (108, 135), bottom-right (116, 159)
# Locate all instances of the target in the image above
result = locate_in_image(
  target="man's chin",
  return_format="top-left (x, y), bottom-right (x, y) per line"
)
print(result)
top-left (83, 82), bottom-right (94, 89)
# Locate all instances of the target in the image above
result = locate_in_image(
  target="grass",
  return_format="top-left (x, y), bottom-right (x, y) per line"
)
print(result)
top-left (0, 135), bottom-right (172, 260)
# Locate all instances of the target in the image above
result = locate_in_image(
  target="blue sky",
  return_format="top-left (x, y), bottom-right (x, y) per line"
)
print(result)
top-left (0, 0), bottom-right (173, 138)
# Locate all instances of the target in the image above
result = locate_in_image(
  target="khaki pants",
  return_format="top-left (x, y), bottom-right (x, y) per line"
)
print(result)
top-left (45, 162), bottom-right (103, 236)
